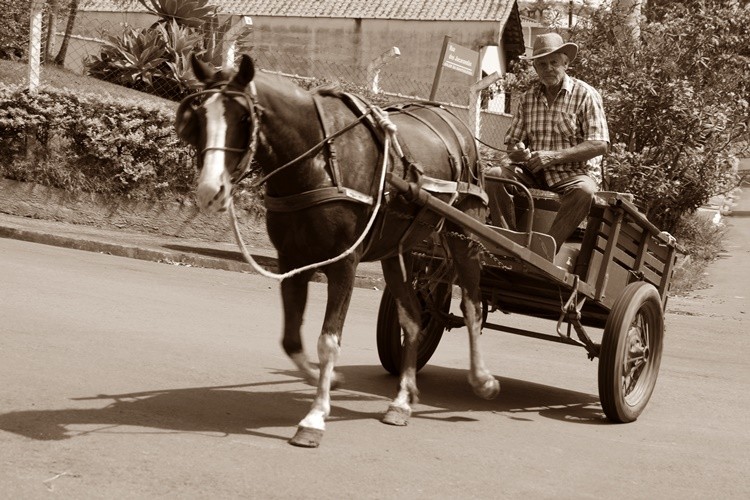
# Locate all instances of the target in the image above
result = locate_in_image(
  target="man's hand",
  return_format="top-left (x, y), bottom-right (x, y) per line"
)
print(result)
top-left (507, 141), bottom-right (531, 163)
top-left (527, 150), bottom-right (562, 172)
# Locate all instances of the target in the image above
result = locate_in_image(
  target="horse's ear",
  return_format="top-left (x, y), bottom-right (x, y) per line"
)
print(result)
top-left (191, 53), bottom-right (214, 84)
top-left (230, 54), bottom-right (255, 89)
top-left (175, 99), bottom-right (199, 146)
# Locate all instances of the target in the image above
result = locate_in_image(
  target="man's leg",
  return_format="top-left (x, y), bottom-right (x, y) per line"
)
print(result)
top-left (485, 165), bottom-right (538, 230)
top-left (547, 175), bottom-right (598, 250)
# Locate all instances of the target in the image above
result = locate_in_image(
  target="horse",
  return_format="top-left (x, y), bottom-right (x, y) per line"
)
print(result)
top-left (175, 54), bottom-right (499, 447)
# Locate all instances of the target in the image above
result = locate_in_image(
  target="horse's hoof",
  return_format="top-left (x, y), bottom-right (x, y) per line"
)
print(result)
top-left (289, 426), bottom-right (324, 448)
top-left (382, 405), bottom-right (411, 426)
top-left (473, 377), bottom-right (501, 400)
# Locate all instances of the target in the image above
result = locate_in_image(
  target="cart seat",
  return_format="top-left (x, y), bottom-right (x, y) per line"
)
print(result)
top-left (486, 225), bottom-right (557, 262)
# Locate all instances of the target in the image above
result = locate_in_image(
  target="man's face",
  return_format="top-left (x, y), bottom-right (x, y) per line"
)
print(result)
top-left (533, 53), bottom-right (568, 88)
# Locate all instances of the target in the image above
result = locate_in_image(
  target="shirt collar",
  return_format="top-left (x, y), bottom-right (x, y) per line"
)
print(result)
top-left (536, 74), bottom-right (574, 97)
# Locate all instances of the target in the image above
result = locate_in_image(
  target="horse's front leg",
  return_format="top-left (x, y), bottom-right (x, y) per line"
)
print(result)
top-left (289, 257), bottom-right (357, 448)
top-left (446, 236), bottom-right (500, 400)
top-left (279, 269), bottom-right (319, 385)
top-left (380, 256), bottom-right (421, 426)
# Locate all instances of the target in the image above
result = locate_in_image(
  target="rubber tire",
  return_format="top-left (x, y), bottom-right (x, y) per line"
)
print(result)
top-left (598, 281), bottom-right (664, 423)
top-left (376, 283), bottom-right (451, 376)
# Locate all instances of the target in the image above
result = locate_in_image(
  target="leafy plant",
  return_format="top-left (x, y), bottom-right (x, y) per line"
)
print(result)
top-left (0, 0), bottom-right (30, 60)
top-left (0, 83), bottom-right (196, 198)
top-left (138, 0), bottom-right (216, 29)
top-left (567, 0), bottom-right (749, 230)
top-left (85, 19), bottom-right (207, 100)
top-left (85, 0), bottom-right (253, 99)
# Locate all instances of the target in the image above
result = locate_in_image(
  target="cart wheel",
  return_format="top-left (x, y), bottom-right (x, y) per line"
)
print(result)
top-left (376, 283), bottom-right (451, 376)
top-left (598, 281), bottom-right (664, 423)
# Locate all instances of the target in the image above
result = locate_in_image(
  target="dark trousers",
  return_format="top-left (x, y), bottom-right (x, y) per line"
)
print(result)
top-left (485, 165), bottom-right (597, 251)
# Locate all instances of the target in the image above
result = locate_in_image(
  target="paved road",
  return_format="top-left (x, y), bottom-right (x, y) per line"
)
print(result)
top-left (0, 197), bottom-right (748, 498)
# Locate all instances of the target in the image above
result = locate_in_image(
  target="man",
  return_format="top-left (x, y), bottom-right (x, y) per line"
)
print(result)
top-left (486, 32), bottom-right (609, 252)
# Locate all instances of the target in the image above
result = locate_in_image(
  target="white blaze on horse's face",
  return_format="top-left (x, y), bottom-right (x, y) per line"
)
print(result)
top-left (196, 93), bottom-right (233, 213)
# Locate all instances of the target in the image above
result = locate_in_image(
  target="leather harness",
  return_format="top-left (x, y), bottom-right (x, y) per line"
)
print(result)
top-left (263, 92), bottom-right (488, 213)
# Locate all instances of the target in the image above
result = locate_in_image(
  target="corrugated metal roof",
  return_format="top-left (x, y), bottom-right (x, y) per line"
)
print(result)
top-left (82, 0), bottom-right (518, 21)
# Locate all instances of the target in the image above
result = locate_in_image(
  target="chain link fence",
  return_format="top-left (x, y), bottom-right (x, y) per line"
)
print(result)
top-left (4, 0), bottom-right (510, 150)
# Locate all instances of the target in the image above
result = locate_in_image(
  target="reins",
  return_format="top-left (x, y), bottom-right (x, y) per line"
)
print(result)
top-left (229, 128), bottom-right (393, 281)
top-left (194, 85), bottom-right (401, 281)
top-left (245, 110), bottom-right (376, 189)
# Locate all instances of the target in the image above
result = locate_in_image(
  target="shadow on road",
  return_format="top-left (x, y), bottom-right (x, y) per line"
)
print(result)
top-left (0, 365), bottom-right (604, 442)
top-left (335, 365), bottom-right (605, 426)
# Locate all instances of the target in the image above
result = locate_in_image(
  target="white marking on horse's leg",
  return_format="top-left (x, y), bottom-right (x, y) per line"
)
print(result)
top-left (297, 334), bottom-right (340, 432)
top-left (383, 368), bottom-right (416, 426)
top-left (380, 257), bottom-right (420, 426)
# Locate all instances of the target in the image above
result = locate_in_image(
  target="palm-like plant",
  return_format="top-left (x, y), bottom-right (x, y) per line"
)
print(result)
top-left (86, 0), bottom-right (249, 100)
top-left (138, 0), bottom-right (217, 29)
top-left (87, 29), bottom-right (167, 86)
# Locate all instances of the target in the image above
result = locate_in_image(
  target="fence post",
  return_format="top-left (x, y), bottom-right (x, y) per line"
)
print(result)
top-left (28, 0), bottom-right (46, 94)
top-left (366, 47), bottom-right (400, 93)
top-left (222, 15), bottom-right (253, 69)
top-left (468, 71), bottom-right (503, 143)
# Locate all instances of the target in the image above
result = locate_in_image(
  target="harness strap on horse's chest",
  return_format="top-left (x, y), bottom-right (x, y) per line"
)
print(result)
top-left (265, 187), bottom-right (373, 212)
top-left (312, 94), bottom-right (345, 192)
top-left (265, 93), bottom-right (380, 213)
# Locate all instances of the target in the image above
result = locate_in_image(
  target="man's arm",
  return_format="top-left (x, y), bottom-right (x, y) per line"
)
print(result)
top-left (526, 140), bottom-right (608, 173)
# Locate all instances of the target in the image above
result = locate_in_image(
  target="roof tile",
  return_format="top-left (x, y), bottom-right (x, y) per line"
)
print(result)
top-left (82, 0), bottom-right (517, 21)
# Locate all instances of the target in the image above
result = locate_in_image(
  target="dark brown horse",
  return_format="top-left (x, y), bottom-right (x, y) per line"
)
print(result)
top-left (175, 54), bottom-right (499, 447)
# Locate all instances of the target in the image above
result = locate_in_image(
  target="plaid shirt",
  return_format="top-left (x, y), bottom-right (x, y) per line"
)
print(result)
top-left (505, 75), bottom-right (609, 187)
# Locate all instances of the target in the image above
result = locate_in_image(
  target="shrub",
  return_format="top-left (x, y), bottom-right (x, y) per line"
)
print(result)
top-left (0, 0), bottom-right (29, 61)
top-left (0, 83), bottom-right (196, 199)
top-left (567, 1), bottom-right (749, 232)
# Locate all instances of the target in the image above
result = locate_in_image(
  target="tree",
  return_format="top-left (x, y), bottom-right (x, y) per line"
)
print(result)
top-left (44, 0), bottom-right (59, 64)
top-left (54, 0), bottom-right (79, 66)
top-left (566, 0), bottom-right (750, 230)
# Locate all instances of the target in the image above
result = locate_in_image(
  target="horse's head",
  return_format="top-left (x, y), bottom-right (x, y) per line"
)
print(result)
top-left (175, 54), bottom-right (258, 213)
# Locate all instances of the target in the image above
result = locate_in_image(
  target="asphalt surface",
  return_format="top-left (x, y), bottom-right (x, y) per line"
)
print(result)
top-left (0, 212), bottom-right (385, 290)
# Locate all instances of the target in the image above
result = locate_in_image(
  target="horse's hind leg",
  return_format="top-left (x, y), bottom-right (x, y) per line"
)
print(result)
top-left (380, 255), bottom-right (421, 426)
top-left (289, 256), bottom-right (357, 448)
top-left (445, 234), bottom-right (500, 400)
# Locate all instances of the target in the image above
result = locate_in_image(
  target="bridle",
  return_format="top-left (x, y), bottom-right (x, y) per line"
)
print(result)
top-left (179, 82), bottom-right (385, 192)
top-left (176, 83), bottom-right (262, 185)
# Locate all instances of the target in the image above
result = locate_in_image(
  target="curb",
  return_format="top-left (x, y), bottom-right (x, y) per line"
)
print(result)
top-left (0, 224), bottom-right (385, 291)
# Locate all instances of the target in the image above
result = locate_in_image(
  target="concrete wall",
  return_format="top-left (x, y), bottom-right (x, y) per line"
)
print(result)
top-left (249, 16), bottom-right (508, 103)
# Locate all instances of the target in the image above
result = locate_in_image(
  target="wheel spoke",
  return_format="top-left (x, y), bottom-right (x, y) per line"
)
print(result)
top-left (621, 311), bottom-right (652, 396)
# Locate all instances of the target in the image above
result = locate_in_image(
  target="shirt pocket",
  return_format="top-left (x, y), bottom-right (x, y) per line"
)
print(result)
top-left (556, 112), bottom-right (579, 146)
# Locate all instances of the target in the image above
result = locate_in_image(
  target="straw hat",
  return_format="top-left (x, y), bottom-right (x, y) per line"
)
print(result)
top-left (522, 33), bottom-right (578, 62)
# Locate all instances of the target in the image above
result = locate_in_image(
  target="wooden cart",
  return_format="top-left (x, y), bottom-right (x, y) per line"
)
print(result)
top-left (377, 173), bottom-right (681, 423)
